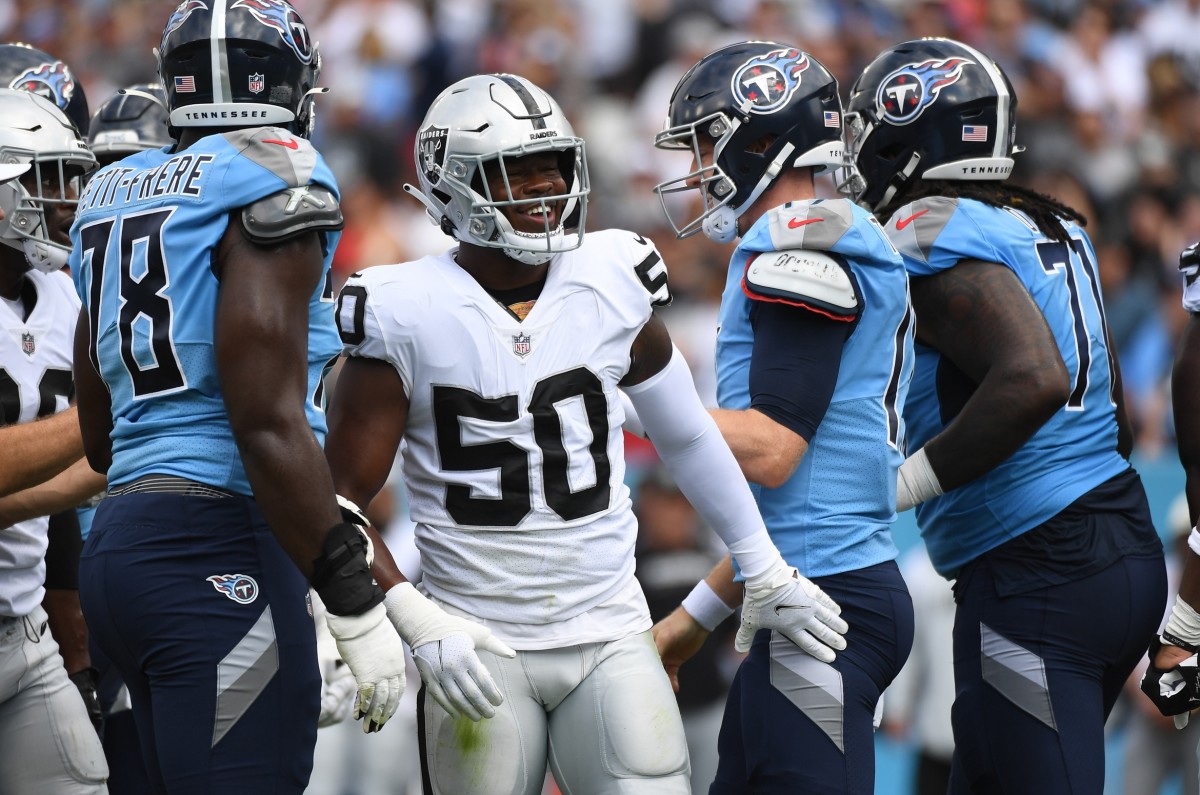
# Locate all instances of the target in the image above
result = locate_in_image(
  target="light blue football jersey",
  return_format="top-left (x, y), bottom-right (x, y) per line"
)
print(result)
top-left (717, 198), bottom-right (914, 578)
top-left (886, 196), bottom-right (1129, 577)
top-left (69, 128), bottom-right (343, 495)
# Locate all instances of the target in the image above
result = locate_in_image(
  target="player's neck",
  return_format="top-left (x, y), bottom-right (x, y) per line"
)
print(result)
top-left (0, 254), bottom-right (29, 301)
top-left (453, 245), bottom-right (549, 294)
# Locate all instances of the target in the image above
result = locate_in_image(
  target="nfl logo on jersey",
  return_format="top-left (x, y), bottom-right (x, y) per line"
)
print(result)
top-left (248, 73), bottom-right (265, 94)
top-left (513, 332), bottom-right (532, 358)
top-left (21, 332), bottom-right (34, 356)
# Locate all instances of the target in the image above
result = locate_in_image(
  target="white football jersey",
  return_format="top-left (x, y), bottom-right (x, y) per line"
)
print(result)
top-left (0, 269), bottom-right (79, 617)
top-left (338, 230), bottom-right (671, 647)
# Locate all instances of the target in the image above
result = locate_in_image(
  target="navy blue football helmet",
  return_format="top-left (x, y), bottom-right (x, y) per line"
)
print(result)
top-left (0, 43), bottom-right (90, 136)
top-left (844, 38), bottom-right (1021, 212)
top-left (156, 0), bottom-right (324, 137)
top-left (653, 41), bottom-right (844, 242)
top-left (88, 84), bottom-right (173, 167)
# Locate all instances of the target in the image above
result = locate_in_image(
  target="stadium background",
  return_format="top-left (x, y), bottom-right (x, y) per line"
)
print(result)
top-left (8, 0), bottom-right (1197, 792)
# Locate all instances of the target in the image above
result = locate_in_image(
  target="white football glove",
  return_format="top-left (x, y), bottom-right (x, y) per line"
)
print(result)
top-left (738, 562), bottom-right (849, 662)
top-left (384, 583), bottom-right (516, 721)
top-left (310, 591), bottom-right (358, 728)
top-left (325, 602), bottom-right (408, 733)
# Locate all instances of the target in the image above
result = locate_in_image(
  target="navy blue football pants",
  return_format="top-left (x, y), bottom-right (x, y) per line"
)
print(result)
top-left (80, 492), bottom-right (320, 794)
top-left (710, 560), bottom-right (914, 794)
top-left (948, 551), bottom-right (1166, 794)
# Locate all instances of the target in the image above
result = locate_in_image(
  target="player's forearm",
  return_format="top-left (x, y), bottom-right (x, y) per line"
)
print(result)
top-left (704, 554), bottom-right (743, 608)
top-left (42, 589), bottom-right (91, 673)
top-left (234, 420), bottom-right (342, 577)
top-left (0, 409), bottom-right (84, 496)
top-left (0, 459), bottom-right (106, 527)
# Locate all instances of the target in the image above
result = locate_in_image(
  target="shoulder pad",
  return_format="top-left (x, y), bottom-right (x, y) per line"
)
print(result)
top-left (743, 249), bottom-right (860, 319)
top-left (885, 196), bottom-right (959, 260)
top-left (766, 199), bottom-right (857, 252)
top-left (240, 184), bottom-right (344, 244)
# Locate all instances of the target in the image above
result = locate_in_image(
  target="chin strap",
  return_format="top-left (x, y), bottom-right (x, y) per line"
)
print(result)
top-left (701, 142), bottom-right (795, 244)
top-left (24, 238), bottom-right (69, 273)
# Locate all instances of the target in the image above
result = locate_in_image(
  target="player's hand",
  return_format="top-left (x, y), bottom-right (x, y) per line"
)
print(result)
top-left (325, 603), bottom-right (408, 733)
top-left (68, 666), bottom-right (103, 734)
top-left (1141, 636), bottom-right (1200, 729)
top-left (738, 564), bottom-right (848, 662)
top-left (384, 583), bottom-right (516, 721)
top-left (311, 590), bottom-right (357, 728)
top-left (652, 607), bottom-right (710, 693)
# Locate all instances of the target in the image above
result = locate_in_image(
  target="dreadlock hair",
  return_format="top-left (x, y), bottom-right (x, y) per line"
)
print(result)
top-left (879, 180), bottom-right (1087, 243)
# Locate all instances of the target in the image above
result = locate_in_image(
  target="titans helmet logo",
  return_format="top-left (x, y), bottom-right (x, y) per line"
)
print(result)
top-left (161, 0), bottom-right (208, 52)
top-left (232, 0), bottom-right (315, 65)
top-left (731, 48), bottom-right (810, 115)
top-left (876, 57), bottom-right (973, 126)
top-left (207, 573), bottom-right (259, 604)
top-left (9, 61), bottom-right (75, 112)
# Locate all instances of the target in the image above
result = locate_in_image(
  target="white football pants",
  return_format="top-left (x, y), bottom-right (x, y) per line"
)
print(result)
top-left (0, 606), bottom-right (108, 794)
top-left (421, 630), bottom-right (690, 795)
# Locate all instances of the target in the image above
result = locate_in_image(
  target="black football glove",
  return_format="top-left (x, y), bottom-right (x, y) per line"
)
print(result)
top-left (1140, 636), bottom-right (1200, 728)
top-left (68, 666), bottom-right (104, 734)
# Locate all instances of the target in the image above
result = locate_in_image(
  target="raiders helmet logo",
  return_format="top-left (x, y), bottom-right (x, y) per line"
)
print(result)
top-left (418, 125), bottom-right (449, 185)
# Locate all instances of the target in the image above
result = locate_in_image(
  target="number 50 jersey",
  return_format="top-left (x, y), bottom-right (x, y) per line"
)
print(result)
top-left (69, 128), bottom-right (343, 495)
top-left (336, 230), bottom-right (670, 644)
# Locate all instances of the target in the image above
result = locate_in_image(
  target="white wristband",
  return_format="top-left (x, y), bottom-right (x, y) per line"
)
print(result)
top-left (1164, 596), bottom-right (1200, 649)
top-left (681, 580), bottom-right (737, 632)
top-left (896, 447), bottom-right (943, 512)
top-left (1188, 526), bottom-right (1200, 557)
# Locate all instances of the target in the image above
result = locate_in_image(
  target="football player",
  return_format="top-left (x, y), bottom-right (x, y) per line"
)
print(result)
top-left (1141, 243), bottom-right (1200, 727)
top-left (648, 42), bottom-right (916, 794)
top-left (324, 72), bottom-right (847, 795)
top-left (0, 87), bottom-right (107, 793)
top-left (846, 37), bottom-right (1166, 792)
top-left (69, 1), bottom-right (504, 791)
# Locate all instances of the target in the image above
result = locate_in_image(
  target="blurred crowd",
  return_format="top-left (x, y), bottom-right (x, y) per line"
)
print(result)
top-left (4, 0), bottom-right (1198, 453)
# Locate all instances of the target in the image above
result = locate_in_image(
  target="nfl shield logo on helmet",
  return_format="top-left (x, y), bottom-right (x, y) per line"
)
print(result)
top-left (512, 332), bottom-right (532, 358)
top-left (248, 73), bottom-right (265, 94)
top-left (21, 332), bottom-right (34, 356)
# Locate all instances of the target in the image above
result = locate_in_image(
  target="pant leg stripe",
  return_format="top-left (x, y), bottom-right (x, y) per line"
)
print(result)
top-left (212, 605), bottom-right (279, 747)
top-left (980, 622), bottom-right (1057, 732)
top-left (768, 631), bottom-right (845, 753)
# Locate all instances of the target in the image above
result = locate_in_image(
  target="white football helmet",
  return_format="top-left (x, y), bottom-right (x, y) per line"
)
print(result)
top-left (404, 74), bottom-right (589, 265)
top-left (0, 88), bottom-right (95, 272)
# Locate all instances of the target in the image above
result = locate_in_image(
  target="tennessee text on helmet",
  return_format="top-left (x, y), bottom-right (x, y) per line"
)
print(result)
top-left (653, 41), bottom-right (844, 243)
top-left (843, 37), bottom-right (1022, 212)
top-left (0, 89), bottom-right (96, 272)
top-left (157, 0), bottom-right (326, 137)
top-left (403, 73), bottom-right (590, 266)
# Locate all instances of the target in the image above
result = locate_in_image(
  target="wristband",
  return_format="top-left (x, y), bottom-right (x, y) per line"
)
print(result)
top-left (681, 580), bottom-right (737, 632)
top-left (896, 447), bottom-right (943, 512)
top-left (1188, 527), bottom-right (1200, 558)
top-left (311, 522), bottom-right (384, 617)
top-left (1163, 596), bottom-right (1200, 652)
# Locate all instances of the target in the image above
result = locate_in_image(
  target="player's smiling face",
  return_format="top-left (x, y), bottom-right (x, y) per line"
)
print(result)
top-left (485, 151), bottom-right (567, 234)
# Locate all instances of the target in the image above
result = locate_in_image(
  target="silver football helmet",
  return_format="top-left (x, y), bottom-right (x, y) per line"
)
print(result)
top-left (0, 88), bottom-right (95, 272)
top-left (404, 73), bottom-right (589, 265)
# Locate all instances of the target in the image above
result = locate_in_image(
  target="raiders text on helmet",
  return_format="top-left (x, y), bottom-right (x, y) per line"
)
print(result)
top-left (653, 41), bottom-right (845, 243)
top-left (844, 38), bottom-right (1021, 212)
top-left (404, 74), bottom-right (589, 266)
top-left (157, 0), bottom-right (325, 137)
top-left (0, 89), bottom-right (96, 272)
